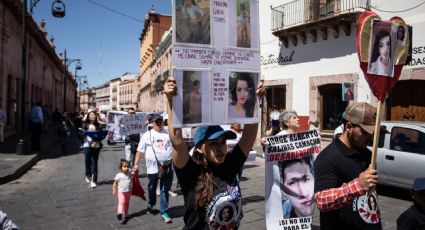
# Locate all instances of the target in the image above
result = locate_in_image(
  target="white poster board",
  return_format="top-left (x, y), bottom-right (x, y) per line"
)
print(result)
top-left (106, 111), bottom-right (127, 143)
top-left (265, 130), bottom-right (321, 230)
top-left (172, 0), bottom-right (261, 127)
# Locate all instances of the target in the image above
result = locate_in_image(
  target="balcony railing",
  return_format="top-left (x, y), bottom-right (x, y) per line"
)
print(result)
top-left (271, 0), bottom-right (369, 31)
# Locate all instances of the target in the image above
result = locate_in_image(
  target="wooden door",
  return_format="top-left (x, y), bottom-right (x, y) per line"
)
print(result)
top-left (387, 80), bottom-right (425, 122)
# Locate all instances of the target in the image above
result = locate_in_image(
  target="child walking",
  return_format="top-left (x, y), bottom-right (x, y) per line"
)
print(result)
top-left (113, 159), bottom-right (132, 224)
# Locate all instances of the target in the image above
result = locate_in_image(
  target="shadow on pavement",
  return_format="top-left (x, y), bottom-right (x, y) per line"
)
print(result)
top-left (242, 195), bottom-right (265, 205)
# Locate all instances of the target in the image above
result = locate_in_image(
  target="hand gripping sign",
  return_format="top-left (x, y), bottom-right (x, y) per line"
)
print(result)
top-left (356, 11), bottom-right (410, 169)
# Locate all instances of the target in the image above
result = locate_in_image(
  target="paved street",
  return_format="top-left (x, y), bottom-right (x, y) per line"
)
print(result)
top-left (0, 139), bottom-right (414, 230)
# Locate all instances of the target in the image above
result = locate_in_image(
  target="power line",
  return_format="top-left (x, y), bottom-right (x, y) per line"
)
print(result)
top-left (87, 0), bottom-right (144, 23)
top-left (371, 0), bottom-right (425, 13)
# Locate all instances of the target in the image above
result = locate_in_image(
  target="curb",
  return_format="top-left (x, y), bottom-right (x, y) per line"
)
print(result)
top-left (0, 154), bottom-right (40, 185)
top-left (0, 134), bottom-right (60, 185)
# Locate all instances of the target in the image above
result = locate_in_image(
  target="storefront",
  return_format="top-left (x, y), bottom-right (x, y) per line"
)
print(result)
top-left (259, 0), bottom-right (425, 135)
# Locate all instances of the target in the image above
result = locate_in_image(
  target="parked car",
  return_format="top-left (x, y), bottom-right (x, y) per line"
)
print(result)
top-left (370, 121), bottom-right (425, 189)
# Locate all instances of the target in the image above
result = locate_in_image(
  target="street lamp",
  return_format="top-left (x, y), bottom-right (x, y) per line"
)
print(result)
top-left (17, 0), bottom-right (66, 155)
top-left (62, 50), bottom-right (81, 113)
top-left (74, 75), bottom-right (88, 113)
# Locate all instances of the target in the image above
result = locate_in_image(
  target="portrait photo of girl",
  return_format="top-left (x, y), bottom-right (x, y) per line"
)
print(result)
top-left (175, 0), bottom-right (211, 45)
top-left (228, 72), bottom-right (259, 121)
top-left (237, 0), bottom-right (251, 48)
top-left (368, 20), bottom-right (394, 77)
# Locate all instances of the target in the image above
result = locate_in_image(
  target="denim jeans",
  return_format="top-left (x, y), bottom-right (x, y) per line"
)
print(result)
top-left (84, 147), bottom-right (100, 182)
top-left (147, 170), bottom-right (173, 214)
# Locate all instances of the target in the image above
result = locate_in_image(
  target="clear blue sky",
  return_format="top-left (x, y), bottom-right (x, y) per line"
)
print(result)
top-left (32, 0), bottom-right (172, 88)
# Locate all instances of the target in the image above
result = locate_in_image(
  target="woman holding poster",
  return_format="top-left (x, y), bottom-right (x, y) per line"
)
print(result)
top-left (368, 30), bottom-right (393, 77)
top-left (163, 77), bottom-right (265, 229)
top-left (228, 73), bottom-right (257, 120)
top-left (278, 156), bottom-right (315, 218)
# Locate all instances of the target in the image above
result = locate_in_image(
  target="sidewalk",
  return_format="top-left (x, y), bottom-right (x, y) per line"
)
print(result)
top-left (0, 126), bottom-right (62, 184)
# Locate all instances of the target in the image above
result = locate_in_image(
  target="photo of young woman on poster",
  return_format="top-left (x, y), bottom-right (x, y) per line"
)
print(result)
top-left (237, 0), bottom-right (250, 48)
top-left (342, 82), bottom-right (354, 101)
top-left (183, 71), bottom-right (202, 124)
top-left (228, 72), bottom-right (258, 121)
top-left (278, 156), bottom-right (315, 219)
top-left (368, 20), bottom-right (394, 77)
top-left (175, 0), bottom-right (211, 44)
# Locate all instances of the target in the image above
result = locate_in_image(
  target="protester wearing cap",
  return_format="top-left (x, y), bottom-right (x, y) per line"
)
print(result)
top-left (314, 102), bottom-right (382, 229)
top-left (133, 113), bottom-right (173, 223)
top-left (397, 178), bottom-right (425, 229)
top-left (163, 77), bottom-right (265, 229)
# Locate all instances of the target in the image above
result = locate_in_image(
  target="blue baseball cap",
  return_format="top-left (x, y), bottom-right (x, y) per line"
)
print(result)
top-left (412, 178), bottom-right (425, 191)
top-left (194, 126), bottom-right (237, 146)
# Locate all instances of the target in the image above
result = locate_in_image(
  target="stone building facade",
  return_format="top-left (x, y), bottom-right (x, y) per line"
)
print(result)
top-left (0, 0), bottom-right (77, 137)
top-left (136, 9), bottom-right (171, 112)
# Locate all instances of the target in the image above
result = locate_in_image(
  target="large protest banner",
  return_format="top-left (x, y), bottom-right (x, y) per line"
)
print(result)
top-left (172, 0), bottom-right (261, 127)
top-left (265, 130), bottom-right (321, 230)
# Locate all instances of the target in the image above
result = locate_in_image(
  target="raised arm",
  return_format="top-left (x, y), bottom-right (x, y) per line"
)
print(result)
top-left (238, 80), bottom-right (265, 157)
top-left (164, 77), bottom-right (190, 168)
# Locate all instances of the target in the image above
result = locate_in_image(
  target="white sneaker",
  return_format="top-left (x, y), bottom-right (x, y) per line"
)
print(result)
top-left (168, 191), bottom-right (178, 197)
top-left (90, 181), bottom-right (97, 188)
top-left (85, 176), bottom-right (91, 183)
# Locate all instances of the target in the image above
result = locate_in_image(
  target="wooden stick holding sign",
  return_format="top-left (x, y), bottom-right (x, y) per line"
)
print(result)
top-left (356, 11), bottom-right (410, 173)
top-left (369, 101), bottom-right (383, 170)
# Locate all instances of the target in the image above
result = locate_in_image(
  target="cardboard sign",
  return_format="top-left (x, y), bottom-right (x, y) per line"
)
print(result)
top-left (172, 0), bottom-right (261, 127)
top-left (264, 130), bottom-right (321, 230)
top-left (356, 11), bottom-right (410, 101)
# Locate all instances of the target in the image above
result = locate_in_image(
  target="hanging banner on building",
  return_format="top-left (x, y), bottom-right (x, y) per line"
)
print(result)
top-left (356, 11), bottom-right (410, 101)
top-left (264, 130), bottom-right (321, 230)
top-left (119, 113), bottom-right (149, 135)
top-left (172, 0), bottom-right (261, 127)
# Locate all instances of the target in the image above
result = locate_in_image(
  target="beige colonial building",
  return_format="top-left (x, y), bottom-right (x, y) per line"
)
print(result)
top-left (0, 0), bottom-right (77, 137)
top-left (79, 88), bottom-right (96, 112)
top-left (119, 77), bottom-right (136, 111)
top-left (94, 83), bottom-right (110, 111)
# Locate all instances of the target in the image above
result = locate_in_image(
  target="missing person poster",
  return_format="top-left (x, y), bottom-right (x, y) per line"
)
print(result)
top-left (342, 81), bottom-right (354, 101)
top-left (265, 130), bottom-right (321, 230)
top-left (106, 110), bottom-right (127, 143)
top-left (172, 0), bottom-right (260, 127)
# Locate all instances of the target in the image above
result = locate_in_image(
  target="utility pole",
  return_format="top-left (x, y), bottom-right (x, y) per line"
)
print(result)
top-left (17, 0), bottom-right (29, 155)
top-left (63, 50), bottom-right (67, 113)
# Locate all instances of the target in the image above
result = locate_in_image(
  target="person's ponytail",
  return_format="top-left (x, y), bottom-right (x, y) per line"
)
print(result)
top-left (193, 149), bottom-right (215, 208)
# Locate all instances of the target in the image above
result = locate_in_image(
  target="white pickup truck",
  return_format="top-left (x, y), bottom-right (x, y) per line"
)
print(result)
top-left (371, 121), bottom-right (425, 189)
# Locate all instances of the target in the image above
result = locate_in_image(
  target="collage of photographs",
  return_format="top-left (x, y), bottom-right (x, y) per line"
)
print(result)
top-left (177, 70), bottom-right (259, 126)
top-left (367, 19), bottom-right (408, 77)
top-left (173, 0), bottom-right (260, 126)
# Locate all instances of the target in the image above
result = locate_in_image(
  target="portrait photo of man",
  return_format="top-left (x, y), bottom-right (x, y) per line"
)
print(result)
top-left (278, 156), bottom-right (315, 219)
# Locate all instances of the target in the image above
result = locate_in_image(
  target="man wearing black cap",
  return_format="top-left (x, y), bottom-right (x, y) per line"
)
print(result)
top-left (397, 177), bottom-right (425, 229)
top-left (133, 113), bottom-right (173, 223)
top-left (314, 102), bottom-right (382, 229)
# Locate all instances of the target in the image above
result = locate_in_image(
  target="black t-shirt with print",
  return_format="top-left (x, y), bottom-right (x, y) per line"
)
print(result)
top-left (175, 144), bottom-right (246, 230)
top-left (314, 138), bottom-right (382, 230)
